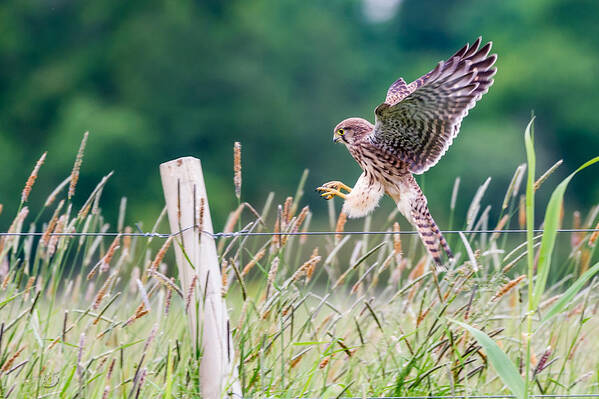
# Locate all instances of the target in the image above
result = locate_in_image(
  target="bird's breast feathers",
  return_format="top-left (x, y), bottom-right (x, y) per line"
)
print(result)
top-left (342, 172), bottom-right (384, 218)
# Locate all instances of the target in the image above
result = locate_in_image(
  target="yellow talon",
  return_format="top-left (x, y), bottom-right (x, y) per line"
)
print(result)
top-left (316, 181), bottom-right (351, 200)
top-left (321, 181), bottom-right (352, 192)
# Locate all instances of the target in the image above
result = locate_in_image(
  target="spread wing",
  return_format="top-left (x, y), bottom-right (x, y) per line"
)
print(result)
top-left (372, 37), bottom-right (497, 174)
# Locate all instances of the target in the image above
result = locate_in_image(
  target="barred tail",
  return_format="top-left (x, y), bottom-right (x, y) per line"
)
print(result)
top-left (409, 188), bottom-right (453, 268)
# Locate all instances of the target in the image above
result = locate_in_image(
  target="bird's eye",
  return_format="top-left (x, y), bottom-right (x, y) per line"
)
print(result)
top-left (337, 129), bottom-right (345, 135)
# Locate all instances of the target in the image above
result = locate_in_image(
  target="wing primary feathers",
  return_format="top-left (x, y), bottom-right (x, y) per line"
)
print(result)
top-left (373, 37), bottom-right (497, 174)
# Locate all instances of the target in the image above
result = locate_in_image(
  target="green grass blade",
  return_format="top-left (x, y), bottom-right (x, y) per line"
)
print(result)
top-left (532, 156), bottom-right (599, 308)
top-left (543, 261), bottom-right (599, 321)
top-left (450, 319), bottom-right (525, 399)
top-left (165, 345), bottom-right (174, 399)
top-left (524, 116), bottom-right (536, 299)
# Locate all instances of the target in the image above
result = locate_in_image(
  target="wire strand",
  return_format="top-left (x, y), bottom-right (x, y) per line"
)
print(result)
top-left (0, 227), bottom-right (597, 239)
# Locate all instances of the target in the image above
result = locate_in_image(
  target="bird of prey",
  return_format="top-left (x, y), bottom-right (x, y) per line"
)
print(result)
top-left (317, 38), bottom-right (496, 267)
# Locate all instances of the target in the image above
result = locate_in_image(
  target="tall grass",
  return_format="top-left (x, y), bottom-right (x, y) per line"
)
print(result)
top-left (0, 126), bottom-right (598, 398)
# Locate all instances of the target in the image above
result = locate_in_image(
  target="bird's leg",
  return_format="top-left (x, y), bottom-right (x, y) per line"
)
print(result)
top-left (316, 181), bottom-right (352, 200)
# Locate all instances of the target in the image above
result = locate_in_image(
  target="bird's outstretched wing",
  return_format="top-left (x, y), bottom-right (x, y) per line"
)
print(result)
top-left (372, 37), bottom-right (497, 174)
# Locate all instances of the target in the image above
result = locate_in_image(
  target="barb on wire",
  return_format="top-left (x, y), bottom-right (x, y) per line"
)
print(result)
top-left (0, 227), bottom-right (598, 239)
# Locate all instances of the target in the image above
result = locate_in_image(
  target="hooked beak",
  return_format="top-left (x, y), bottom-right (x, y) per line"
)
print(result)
top-left (333, 136), bottom-right (341, 143)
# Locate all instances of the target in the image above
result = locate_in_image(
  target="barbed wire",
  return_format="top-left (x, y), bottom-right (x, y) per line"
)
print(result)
top-left (0, 226), bottom-right (598, 239)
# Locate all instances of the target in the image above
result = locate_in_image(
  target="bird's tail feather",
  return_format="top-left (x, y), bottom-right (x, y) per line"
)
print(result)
top-left (410, 192), bottom-right (453, 270)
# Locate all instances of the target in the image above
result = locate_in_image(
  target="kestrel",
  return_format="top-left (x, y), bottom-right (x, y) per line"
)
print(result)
top-left (317, 38), bottom-right (496, 267)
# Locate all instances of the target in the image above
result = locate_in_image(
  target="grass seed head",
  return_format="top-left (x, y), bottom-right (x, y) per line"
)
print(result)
top-left (335, 212), bottom-right (347, 241)
top-left (291, 206), bottom-right (309, 234)
top-left (393, 222), bottom-right (402, 255)
top-left (149, 236), bottom-right (172, 274)
top-left (234, 142), bottom-right (242, 199)
top-left (164, 280), bottom-right (173, 315)
top-left (518, 195), bottom-right (526, 228)
top-left (1, 346), bottom-right (25, 373)
top-left (69, 132), bottom-right (88, 199)
top-left (491, 275), bottom-right (526, 302)
top-left (185, 274), bottom-right (198, 314)
top-left (21, 152), bottom-right (47, 203)
top-left (241, 248), bottom-right (266, 277)
top-left (100, 234), bottom-right (121, 273)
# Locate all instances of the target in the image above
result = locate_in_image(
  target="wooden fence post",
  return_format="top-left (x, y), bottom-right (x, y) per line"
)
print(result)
top-left (160, 157), bottom-right (240, 399)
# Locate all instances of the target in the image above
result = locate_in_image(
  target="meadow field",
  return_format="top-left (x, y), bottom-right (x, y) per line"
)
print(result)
top-left (0, 123), bottom-right (598, 398)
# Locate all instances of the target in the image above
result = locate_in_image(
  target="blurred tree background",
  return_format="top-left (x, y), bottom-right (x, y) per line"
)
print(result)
top-left (1, 0), bottom-right (598, 231)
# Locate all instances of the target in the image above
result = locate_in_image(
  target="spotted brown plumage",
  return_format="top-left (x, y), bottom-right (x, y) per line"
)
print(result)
top-left (317, 38), bottom-right (496, 267)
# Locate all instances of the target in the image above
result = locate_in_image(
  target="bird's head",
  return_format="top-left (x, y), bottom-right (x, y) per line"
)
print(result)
top-left (333, 118), bottom-right (374, 146)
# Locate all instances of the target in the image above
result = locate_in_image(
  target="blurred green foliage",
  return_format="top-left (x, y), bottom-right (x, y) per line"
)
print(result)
top-left (1, 0), bottom-right (598, 229)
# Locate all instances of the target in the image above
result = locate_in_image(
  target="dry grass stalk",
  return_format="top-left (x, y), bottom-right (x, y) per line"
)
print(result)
top-left (41, 200), bottom-right (64, 247)
top-left (123, 226), bottom-right (132, 253)
top-left (77, 333), bottom-right (85, 378)
top-left (291, 206), bottom-right (309, 234)
top-left (319, 356), bottom-right (330, 369)
top-left (24, 276), bottom-right (35, 300)
top-left (149, 236), bottom-right (172, 274)
top-left (124, 302), bottom-right (149, 327)
top-left (271, 209), bottom-right (281, 251)
top-left (149, 270), bottom-right (183, 298)
top-left (164, 280), bottom-right (174, 315)
top-left (107, 358), bottom-right (116, 380)
top-left (507, 287), bottom-right (518, 309)
top-left (518, 195), bottom-right (526, 229)
top-left (492, 275), bottom-right (526, 302)
top-left (581, 248), bottom-right (591, 274)
top-left (408, 256), bottom-right (428, 281)
top-left (534, 160), bottom-right (562, 191)
top-left (491, 214), bottom-right (509, 240)
top-left (300, 212), bottom-right (312, 244)
top-left (21, 152), bottom-right (47, 203)
top-left (417, 301), bottom-right (436, 326)
top-left (92, 273), bottom-right (115, 310)
top-left (502, 164), bottom-right (526, 210)
top-left (290, 353), bottom-right (305, 369)
top-left (47, 214), bottom-right (65, 258)
top-left (569, 335), bottom-right (585, 360)
top-left (1, 346), bottom-right (25, 373)
top-left (305, 248), bottom-right (321, 283)
top-left (69, 131), bottom-right (88, 199)
top-left (198, 197), bottom-right (205, 235)
top-left (101, 234), bottom-right (121, 273)
top-left (185, 274), bottom-right (198, 314)
top-left (265, 257), bottom-right (279, 298)
top-left (241, 248), bottom-right (266, 277)
top-left (234, 142), bottom-right (242, 199)
top-left (589, 220), bottom-right (599, 247)
top-left (393, 222), bottom-right (402, 255)
top-left (223, 204), bottom-right (244, 234)
top-left (450, 177), bottom-right (460, 211)
top-left (335, 212), bottom-right (347, 241)
top-left (539, 294), bottom-right (561, 310)
top-left (290, 248), bottom-right (320, 284)
top-left (567, 302), bottom-right (584, 318)
top-left (282, 196), bottom-right (294, 225)
top-left (1, 273), bottom-right (10, 290)
top-left (44, 176), bottom-right (71, 207)
top-left (0, 204), bottom-right (2, 216)
top-left (0, 207), bottom-right (29, 255)
top-left (221, 259), bottom-right (229, 297)
top-left (533, 346), bottom-right (552, 377)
